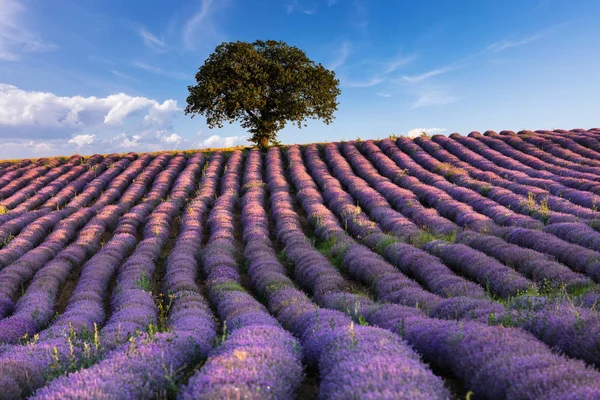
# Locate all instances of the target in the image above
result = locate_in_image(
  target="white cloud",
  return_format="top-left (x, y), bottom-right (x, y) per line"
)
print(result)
top-left (144, 99), bottom-right (180, 125)
top-left (401, 65), bottom-right (455, 83)
top-left (103, 95), bottom-right (158, 125)
top-left (412, 91), bottom-right (458, 109)
top-left (405, 127), bottom-right (447, 138)
top-left (344, 77), bottom-right (385, 88)
top-left (182, 0), bottom-right (226, 51)
top-left (32, 141), bottom-right (54, 152)
top-left (161, 133), bottom-right (182, 145)
top-left (68, 134), bottom-right (95, 147)
top-left (108, 129), bottom-right (186, 151)
top-left (0, 138), bottom-right (57, 158)
top-left (132, 62), bottom-right (188, 80)
top-left (0, 0), bottom-right (57, 61)
top-left (138, 28), bottom-right (165, 52)
top-left (110, 69), bottom-right (131, 80)
top-left (376, 92), bottom-right (392, 98)
top-left (382, 55), bottom-right (417, 74)
top-left (197, 134), bottom-right (247, 148)
top-left (342, 54), bottom-right (416, 88)
top-left (285, 0), bottom-right (317, 14)
top-left (114, 133), bottom-right (142, 148)
top-left (486, 33), bottom-right (544, 53)
top-left (327, 41), bottom-right (351, 70)
top-left (0, 84), bottom-right (180, 138)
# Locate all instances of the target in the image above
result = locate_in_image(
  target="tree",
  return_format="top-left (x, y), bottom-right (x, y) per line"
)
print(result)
top-left (185, 40), bottom-right (341, 150)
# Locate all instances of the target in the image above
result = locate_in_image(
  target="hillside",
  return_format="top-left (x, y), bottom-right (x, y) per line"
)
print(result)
top-left (1, 128), bottom-right (600, 399)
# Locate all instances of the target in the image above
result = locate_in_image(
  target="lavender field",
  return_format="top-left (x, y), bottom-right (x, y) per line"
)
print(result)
top-left (2, 129), bottom-right (600, 399)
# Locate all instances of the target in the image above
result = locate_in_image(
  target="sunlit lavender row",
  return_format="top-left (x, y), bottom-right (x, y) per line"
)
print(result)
top-left (1, 128), bottom-right (600, 399)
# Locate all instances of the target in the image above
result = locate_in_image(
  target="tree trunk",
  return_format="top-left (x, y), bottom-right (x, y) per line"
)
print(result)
top-left (259, 135), bottom-right (269, 150)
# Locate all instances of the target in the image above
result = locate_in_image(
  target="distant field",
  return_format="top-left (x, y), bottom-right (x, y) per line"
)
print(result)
top-left (2, 129), bottom-right (600, 399)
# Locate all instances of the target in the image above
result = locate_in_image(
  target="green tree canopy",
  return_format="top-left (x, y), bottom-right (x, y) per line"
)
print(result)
top-left (185, 40), bottom-right (341, 150)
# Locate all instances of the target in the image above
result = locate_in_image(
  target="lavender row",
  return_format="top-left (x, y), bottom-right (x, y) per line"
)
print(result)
top-left (287, 143), bottom-right (600, 369)
top-left (367, 302), bottom-right (600, 400)
top-left (0, 154), bottom-right (178, 336)
top-left (455, 231), bottom-right (591, 289)
top-left (44, 154), bottom-right (185, 340)
top-left (0, 158), bottom-right (55, 192)
top-left (340, 142), bottom-right (459, 235)
top-left (0, 153), bottom-right (112, 212)
top-left (99, 155), bottom-right (188, 346)
top-left (490, 131), bottom-right (600, 179)
top-left (413, 136), bottom-right (584, 224)
top-left (308, 143), bottom-right (524, 299)
top-left (275, 146), bottom-right (600, 398)
top-left (0, 155), bottom-right (148, 262)
top-left (441, 133), bottom-right (600, 210)
top-left (0, 154), bottom-right (159, 298)
top-left (422, 240), bottom-right (532, 298)
top-left (0, 155), bottom-right (128, 236)
top-left (546, 129), bottom-right (600, 157)
top-left (287, 145), bottom-right (502, 315)
top-left (516, 131), bottom-right (600, 167)
top-left (428, 134), bottom-right (600, 221)
top-left (500, 227), bottom-right (600, 282)
top-left (490, 130), bottom-right (600, 195)
top-left (367, 140), bottom-right (500, 232)
top-left (320, 142), bottom-right (422, 239)
top-left (394, 137), bottom-right (543, 229)
top-left (0, 156), bottom-right (77, 204)
top-left (33, 154), bottom-right (218, 400)
top-left (0, 154), bottom-right (181, 399)
top-left (303, 144), bottom-right (409, 245)
top-left (479, 130), bottom-right (600, 183)
top-left (180, 150), bottom-right (304, 400)
top-left (469, 132), bottom-right (600, 195)
top-left (241, 148), bottom-right (450, 399)
top-left (0, 155), bottom-right (98, 208)
top-left (0, 206), bottom-right (102, 320)
top-left (0, 159), bottom-right (32, 179)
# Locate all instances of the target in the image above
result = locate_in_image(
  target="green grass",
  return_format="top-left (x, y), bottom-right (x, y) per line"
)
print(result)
top-left (409, 230), bottom-right (457, 248)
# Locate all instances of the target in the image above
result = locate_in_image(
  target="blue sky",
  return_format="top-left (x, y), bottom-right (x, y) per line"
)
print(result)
top-left (0, 0), bottom-right (599, 158)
